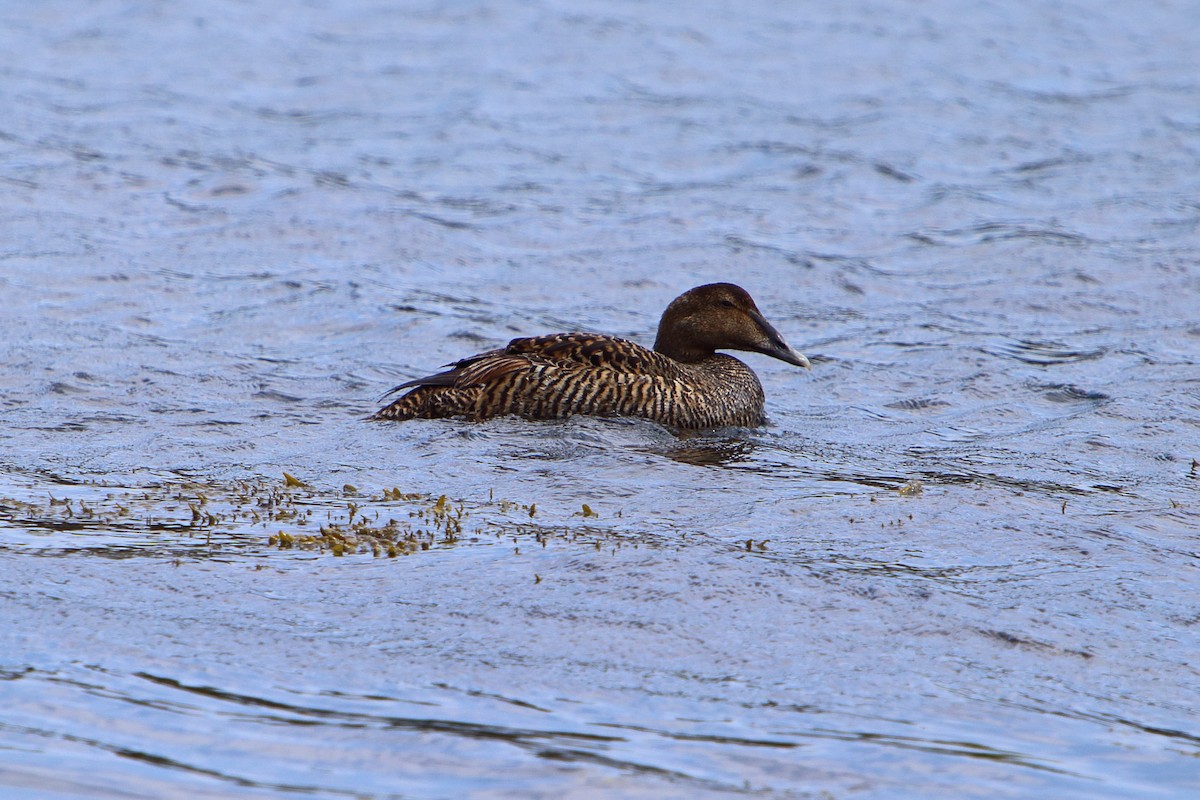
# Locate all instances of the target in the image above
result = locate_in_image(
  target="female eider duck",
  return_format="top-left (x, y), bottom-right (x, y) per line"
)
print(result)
top-left (372, 283), bottom-right (810, 429)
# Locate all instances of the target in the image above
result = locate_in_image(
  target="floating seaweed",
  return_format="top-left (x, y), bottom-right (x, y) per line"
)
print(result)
top-left (0, 470), bottom-right (642, 561)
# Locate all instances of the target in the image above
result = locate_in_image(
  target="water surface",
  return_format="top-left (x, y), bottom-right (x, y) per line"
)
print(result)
top-left (2, 1), bottom-right (1198, 797)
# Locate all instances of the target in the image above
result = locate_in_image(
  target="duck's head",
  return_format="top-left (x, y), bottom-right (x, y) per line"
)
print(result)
top-left (653, 283), bottom-right (811, 368)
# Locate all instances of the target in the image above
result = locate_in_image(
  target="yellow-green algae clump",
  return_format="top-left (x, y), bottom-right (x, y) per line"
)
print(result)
top-left (269, 489), bottom-right (476, 557)
top-left (0, 470), bottom-right (625, 560)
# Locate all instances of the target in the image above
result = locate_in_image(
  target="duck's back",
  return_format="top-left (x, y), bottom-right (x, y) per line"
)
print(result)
top-left (372, 332), bottom-right (766, 428)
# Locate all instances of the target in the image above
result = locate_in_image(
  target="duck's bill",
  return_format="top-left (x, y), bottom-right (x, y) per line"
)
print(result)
top-left (750, 311), bottom-right (812, 368)
top-left (762, 342), bottom-right (811, 368)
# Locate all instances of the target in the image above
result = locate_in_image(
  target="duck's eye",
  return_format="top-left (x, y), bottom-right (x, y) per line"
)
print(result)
top-left (719, 299), bottom-right (736, 308)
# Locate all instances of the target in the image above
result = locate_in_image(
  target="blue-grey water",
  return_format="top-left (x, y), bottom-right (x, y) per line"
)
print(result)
top-left (2, 1), bottom-right (1198, 797)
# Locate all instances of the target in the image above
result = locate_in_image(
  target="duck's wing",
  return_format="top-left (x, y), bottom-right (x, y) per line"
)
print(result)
top-left (388, 333), bottom-right (663, 393)
top-left (503, 333), bottom-right (665, 373)
top-left (378, 346), bottom-right (521, 399)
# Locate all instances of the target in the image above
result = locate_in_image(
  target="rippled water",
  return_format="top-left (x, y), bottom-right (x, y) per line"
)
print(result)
top-left (2, 0), bottom-right (1198, 797)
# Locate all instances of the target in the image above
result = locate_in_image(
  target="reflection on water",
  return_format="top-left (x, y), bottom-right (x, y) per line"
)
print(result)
top-left (653, 434), bottom-right (758, 467)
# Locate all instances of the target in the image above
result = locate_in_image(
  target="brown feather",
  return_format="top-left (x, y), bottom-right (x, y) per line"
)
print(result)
top-left (372, 284), bottom-right (809, 428)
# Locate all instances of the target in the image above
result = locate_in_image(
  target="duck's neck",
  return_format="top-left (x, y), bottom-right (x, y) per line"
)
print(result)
top-left (653, 330), bottom-right (712, 364)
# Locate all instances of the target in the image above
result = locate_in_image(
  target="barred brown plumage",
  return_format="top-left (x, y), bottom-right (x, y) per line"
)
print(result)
top-left (372, 283), bottom-right (811, 429)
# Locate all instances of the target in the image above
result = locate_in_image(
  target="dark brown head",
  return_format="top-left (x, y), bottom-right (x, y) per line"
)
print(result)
top-left (652, 283), bottom-right (811, 367)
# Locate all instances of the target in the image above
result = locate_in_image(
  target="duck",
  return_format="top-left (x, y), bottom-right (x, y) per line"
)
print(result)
top-left (372, 283), bottom-right (810, 428)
